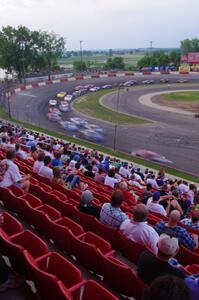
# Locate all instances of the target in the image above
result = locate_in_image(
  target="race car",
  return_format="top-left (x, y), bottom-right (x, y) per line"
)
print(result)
top-left (59, 101), bottom-right (69, 112)
top-left (59, 121), bottom-right (79, 132)
top-left (48, 108), bottom-right (61, 115)
top-left (57, 91), bottom-right (66, 98)
top-left (49, 99), bottom-right (57, 106)
top-left (176, 79), bottom-right (189, 83)
top-left (159, 79), bottom-right (169, 83)
top-left (80, 129), bottom-right (104, 143)
top-left (142, 80), bottom-right (154, 84)
top-left (70, 117), bottom-right (88, 127)
top-left (64, 94), bottom-right (74, 102)
top-left (47, 112), bottom-right (62, 122)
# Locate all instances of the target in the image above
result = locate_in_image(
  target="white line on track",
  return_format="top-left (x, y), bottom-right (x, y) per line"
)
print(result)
top-left (18, 92), bottom-right (37, 98)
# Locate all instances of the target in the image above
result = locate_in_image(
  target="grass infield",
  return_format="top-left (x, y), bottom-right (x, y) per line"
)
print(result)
top-left (165, 91), bottom-right (199, 101)
top-left (72, 89), bottom-right (150, 125)
top-left (0, 105), bottom-right (198, 183)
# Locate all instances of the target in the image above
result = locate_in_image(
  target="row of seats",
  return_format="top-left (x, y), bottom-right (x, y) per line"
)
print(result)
top-left (0, 212), bottom-right (119, 300)
top-left (0, 186), bottom-right (147, 299)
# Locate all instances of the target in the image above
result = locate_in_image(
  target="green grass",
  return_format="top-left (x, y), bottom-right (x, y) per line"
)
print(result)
top-left (0, 105), bottom-right (199, 183)
top-left (165, 91), bottom-right (199, 101)
top-left (72, 89), bottom-right (150, 125)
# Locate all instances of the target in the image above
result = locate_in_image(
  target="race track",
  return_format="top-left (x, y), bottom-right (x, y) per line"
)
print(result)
top-left (9, 74), bottom-right (199, 175)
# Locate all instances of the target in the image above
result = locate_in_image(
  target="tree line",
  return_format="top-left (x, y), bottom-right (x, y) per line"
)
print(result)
top-left (0, 25), bottom-right (65, 81)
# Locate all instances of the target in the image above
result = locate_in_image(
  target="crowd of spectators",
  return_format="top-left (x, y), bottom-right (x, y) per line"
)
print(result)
top-left (0, 121), bottom-right (198, 297)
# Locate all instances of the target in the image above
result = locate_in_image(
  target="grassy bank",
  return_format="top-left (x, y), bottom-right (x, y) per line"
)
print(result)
top-left (72, 89), bottom-right (150, 125)
top-left (165, 91), bottom-right (199, 101)
top-left (0, 106), bottom-right (199, 183)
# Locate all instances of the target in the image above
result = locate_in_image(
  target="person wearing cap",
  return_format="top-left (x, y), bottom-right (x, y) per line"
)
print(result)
top-left (146, 192), bottom-right (168, 216)
top-left (120, 204), bottom-right (159, 254)
top-left (77, 190), bottom-right (101, 219)
top-left (137, 234), bottom-right (186, 285)
top-left (155, 210), bottom-right (197, 250)
top-left (119, 162), bottom-right (131, 178)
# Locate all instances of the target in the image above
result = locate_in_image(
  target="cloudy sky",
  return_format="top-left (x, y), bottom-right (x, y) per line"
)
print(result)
top-left (0, 0), bottom-right (198, 50)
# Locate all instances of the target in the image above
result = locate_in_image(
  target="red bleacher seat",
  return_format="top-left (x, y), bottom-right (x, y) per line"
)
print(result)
top-left (0, 212), bottom-right (23, 237)
top-left (101, 255), bottom-right (147, 300)
top-left (47, 216), bottom-right (84, 253)
top-left (176, 245), bottom-right (199, 265)
top-left (71, 231), bottom-right (113, 273)
top-left (118, 232), bottom-right (148, 264)
top-left (24, 251), bottom-right (83, 300)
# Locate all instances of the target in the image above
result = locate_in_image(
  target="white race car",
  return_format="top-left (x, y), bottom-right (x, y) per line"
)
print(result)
top-left (59, 101), bottom-right (69, 112)
top-left (64, 94), bottom-right (74, 102)
top-left (49, 99), bottom-right (57, 106)
top-left (70, 117), bottom-right (88, 127)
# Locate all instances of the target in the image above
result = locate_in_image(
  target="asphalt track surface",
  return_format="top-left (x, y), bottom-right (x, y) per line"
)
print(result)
top-left (9, 74), bottom-right (199, 176)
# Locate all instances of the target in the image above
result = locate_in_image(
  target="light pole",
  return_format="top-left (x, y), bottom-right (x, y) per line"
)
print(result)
top-left (113, 84), bottom-right (122, 152)
top-left (20, 39), bottom-right (26, 84)
top-left (5, 71), bottom-right (11, 118)
top-left (80, 40), bottom-right (83, 63)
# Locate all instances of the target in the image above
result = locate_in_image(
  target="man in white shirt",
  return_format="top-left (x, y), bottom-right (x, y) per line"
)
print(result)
top-left (119, 163), bottom-right (131, 178)
top-left (0, 149), bottom-right (30, 193)
top-left (146, 174), bottom-right (159, 189)
top-left (120, 204), bottom-right (159, 254)
top-left (33, 152), bottom-right (45, 173)
top-left (147, 192), bottom-right (167, 216)
top-left (39, 155), bottom-right (53, 180)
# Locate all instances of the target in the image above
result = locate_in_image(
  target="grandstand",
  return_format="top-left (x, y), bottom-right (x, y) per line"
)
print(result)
top-left (0, 120), bottom-right (198, 300)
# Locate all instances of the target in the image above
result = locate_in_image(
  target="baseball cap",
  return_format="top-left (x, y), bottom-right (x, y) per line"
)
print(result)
top-left (158, 234), bottom-right (179, 256)
top-left (153, 191), bottom-right (161, 201)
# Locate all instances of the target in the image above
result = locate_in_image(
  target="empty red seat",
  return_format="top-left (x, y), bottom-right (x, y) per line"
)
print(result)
top-left (48, 216), bottom-right (84, 253)
top-left (71, 231), bottom-right (113, 273)
top-left (24, 251), bottom-right (83, 300)
top-left (101, 255), bottom-right (147, 299)
top-left (69, 280), bottom-right (119, 300)
top-left (118, 232), bottom-right (147, 264)
top-left (176, 246), bottom-right (199, 265)
top-left (0, 212), bottom-right (23, 238)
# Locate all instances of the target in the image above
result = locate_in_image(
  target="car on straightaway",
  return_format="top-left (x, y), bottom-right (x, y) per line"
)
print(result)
top-left (159, 79), bottom-right (169, 83)
top-left (80, 129), bottom-right (104, 142)
top-left (48, 108), bottom-right (61, 115)
top-left (84, 84), bottom-right (94, 90)
top-left (142, 80), bottom-right (154, 84)
top-left (56, 92), bottom-right (66, 98)
top-left (84, 124), bottom-right (104, 133)
top-left (70, 117), bottom-right (88, 127)
top-left (47, 112), bottom-right (62, 122)
top-left (133, 149), bottom-right (173, 164)
top-left (89, 86), bottom-right (101, 92)
top-left (101, 84), bottom-right (113, 89)
top-left (49, 99), bottom-right (57, 106)
top-left (74, 86), bottom-right (84, 91)
top-left (64, 94), bottom-right (74, 102)
top-left (59, 101), bottom-right (70, 112)
top-left (122, 80), bottom-right (137, 87)
top-left (176, 79), bottom-right (189, 83)
top-left (59, 121), bottom-right (79, 132)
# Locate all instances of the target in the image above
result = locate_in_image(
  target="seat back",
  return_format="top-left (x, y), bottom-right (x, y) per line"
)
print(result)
top-left (81, 280), bottom-right (119, 300)
top-left (0, 212), bottom-right (23, 237)
top-left (93, 219), bottom-right (119, 250)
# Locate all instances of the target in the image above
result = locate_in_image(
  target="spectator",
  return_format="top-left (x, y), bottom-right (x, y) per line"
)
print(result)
top-left (94, 167), bottom-right (105, 183)
top-left (33, 152), bottom-right (45, 173)
top-left (155, 210), bottom-right (197, 250)
top-left (129, 174), bottom-right (142, 189)
top-left (0, 149), bottom-right (30, 193)
top-left (159, 190), bottom-right (183, 216)
top-left (138, 183), bottom-right (153, 204)
top-left (143, 275), bottom-right (192, 300)
top-left (52, 166), bottom-right (65, 186)
top-left (147, 192), bottom-right (168, 216)
top-left (52, 152), bottom-right (62, 167)
top-left (181, 209), bottom-right (199, 231)
top-left (146, 174), bottom-right (159, 189)
top-left (84, 165), bottom-right (95, 179)
top-left (184, 276), bottom-right (199, 300)
top-left (119, 162), bottom-right (131, 178)
top-left (119, 181), bottom-right (136, 205)
top-left (178, 180), bottom-right (189, 194)
top-left (137, 234), bottom-right (185, 285)
top-left (15, 143), bottom-right (28, 159)
top-left (120, 204), bottom-right (159, 254)
top-left (39, 155), bottom-right (53, 181)
top-left (104, 168), bottom-right (120, 188)
top-left (77, 190), bottom-right (101, 219)
top-left (100, 190), bottom-right (128, 229)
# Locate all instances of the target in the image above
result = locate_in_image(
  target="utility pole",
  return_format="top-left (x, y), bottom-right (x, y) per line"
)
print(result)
top-left (80, 40), bottom-right (83, 62)
top-left (150, 41), bottom-right (153, 53)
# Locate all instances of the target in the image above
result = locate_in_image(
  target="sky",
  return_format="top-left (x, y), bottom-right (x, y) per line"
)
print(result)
top-left (0, 0), bottom-right (198, 50)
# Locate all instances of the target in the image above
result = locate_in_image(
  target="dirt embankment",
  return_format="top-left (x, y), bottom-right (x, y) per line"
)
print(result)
top-left (151, 95), bottom-right (199, 112)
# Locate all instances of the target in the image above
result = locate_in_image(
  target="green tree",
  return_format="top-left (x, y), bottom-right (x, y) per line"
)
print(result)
top-left (104, 56), bottom-right (125, 70)
top-left (39, 31), bottom-right (65, 80)
top-left (180, 38), bottom-right (199, 54)
top-left (169, 51), bottom-right (180, 67)
top-left (73, 60), bottom-right (87, 71)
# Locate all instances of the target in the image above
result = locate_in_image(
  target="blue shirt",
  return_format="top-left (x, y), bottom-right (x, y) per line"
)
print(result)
top-left (100, 203), bottom-right (128, 229)
top-left (155, 221), bottom-right (196, 250)
top-left (52, 158), bottom-right (62, 167)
